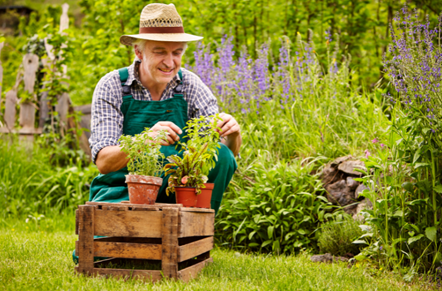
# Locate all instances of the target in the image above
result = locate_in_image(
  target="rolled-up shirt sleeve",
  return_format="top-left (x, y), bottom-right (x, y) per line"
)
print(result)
top-left (89, 72), bottom-right (124, 163)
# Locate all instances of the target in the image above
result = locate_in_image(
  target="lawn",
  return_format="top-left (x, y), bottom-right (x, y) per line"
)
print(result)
top-left (0, 215), bottom-right (437, 290)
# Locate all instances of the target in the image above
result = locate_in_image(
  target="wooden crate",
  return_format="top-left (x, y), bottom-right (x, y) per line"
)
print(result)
top-left (75, 201), bottom-right (215, 282)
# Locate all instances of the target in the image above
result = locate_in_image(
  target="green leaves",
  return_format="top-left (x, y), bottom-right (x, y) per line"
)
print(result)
top-left (118, 128), bottom-right (166, 177)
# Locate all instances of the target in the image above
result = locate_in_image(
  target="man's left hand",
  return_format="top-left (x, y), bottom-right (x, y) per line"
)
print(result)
top-left (216, 113), bottom-right (241, 138)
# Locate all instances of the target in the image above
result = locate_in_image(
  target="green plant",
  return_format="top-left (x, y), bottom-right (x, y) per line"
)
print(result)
top-left (318, 214), bottom-right (363, 256)
top-left (164, 115), bottom-right (221, 195)
top-left (118, 128), bottom-right (167, 177)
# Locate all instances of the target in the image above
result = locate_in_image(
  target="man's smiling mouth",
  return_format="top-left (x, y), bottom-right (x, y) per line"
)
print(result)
top-left (159, 68), bottom-right (174, 73)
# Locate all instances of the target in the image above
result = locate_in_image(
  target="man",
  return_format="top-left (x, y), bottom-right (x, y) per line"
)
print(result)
top-left (88, 3), bottom-right (241, 213)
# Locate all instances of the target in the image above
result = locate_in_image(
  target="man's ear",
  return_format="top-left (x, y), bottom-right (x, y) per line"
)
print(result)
top-left (134, 45), bottom-right (143, 60)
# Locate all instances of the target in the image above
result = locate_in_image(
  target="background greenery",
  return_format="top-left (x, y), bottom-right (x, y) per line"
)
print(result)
top-left (2, 0), bottom-right (442, 282)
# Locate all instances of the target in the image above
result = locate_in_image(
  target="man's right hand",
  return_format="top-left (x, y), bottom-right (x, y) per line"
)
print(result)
top-left (149, 121), bottom-right (183, 145)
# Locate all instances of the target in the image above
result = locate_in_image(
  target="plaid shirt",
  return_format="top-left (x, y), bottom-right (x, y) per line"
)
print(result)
top-left (89, 60), bottom-right (218, 163)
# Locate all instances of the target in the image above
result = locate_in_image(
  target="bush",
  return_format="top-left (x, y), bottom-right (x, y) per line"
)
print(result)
top-left (216, 156), bottom-right (335, 254)
top-left (318, 215), bottom-right (363, 256)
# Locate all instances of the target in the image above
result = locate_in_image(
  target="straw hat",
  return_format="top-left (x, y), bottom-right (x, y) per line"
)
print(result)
top-left (120, 3), bottom-right (203, 45)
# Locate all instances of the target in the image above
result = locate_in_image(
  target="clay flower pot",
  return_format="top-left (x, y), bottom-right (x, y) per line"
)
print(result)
top-left (175, 187), bottom-right (197, 207)
top-left (125, 175), bottom-right (162, 204)
top-left (196, 183), bottom-right (214, 209)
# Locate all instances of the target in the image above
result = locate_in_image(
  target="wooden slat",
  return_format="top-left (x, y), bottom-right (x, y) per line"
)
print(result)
top-left (178, 257), bottom-right (213, 282)
top-left (94, 241), bottom-right (162, 260)
top-left (19, 102), bottom-right (36, 131)
top-left (77, 205), bottom-right (95, 273)
top-left (179, 211), bottom-right (215, 238)
top-left (161, 207), bottom-right (179, 279)
top-left (180, 207), bottom-right (215, 213)
top-left (0, 42), bottom-right (3, 105)
top-left (0, 127), bottom-right (42, 134)
top-left (75, 266), bottom-right (162, 281)
top-left (94, 209), bottom-right (163, 238)
top-left (22, 54), bottom-right (38, 94)
top-left (4, 90), bottom-right (17, 130)
top-left (75, 209), bottom-right (79, 235)
top-left (178, 237), bottom-right (213, 262)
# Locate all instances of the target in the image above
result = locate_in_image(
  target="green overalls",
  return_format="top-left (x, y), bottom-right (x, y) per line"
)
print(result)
top-left (89, 67), bottom-right (237, 212)
top-left (73, 68), bottom-right (237, 264)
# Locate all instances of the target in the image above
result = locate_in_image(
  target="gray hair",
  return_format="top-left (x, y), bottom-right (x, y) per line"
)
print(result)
top-left (132, 39), bottom-right (188, 57)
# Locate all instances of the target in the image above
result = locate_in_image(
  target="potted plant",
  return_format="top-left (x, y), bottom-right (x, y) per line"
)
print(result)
top-left (164, 115), bottom-right (221, 207)
top-left (118, 128), bottom-right (167, 204)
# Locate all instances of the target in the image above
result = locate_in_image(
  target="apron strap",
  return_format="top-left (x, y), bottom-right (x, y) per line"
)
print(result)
top-left (118, 67), bottom-right (132, 97)
top-left (173, 69), bottom-right (184, 98)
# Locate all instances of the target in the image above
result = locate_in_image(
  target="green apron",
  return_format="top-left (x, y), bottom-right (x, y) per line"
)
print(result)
top-left (89, 67), bottom-right (237, 212)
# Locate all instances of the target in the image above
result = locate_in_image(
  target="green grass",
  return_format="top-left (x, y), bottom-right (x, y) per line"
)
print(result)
top-left (0, 214), bottom-right (437, 290)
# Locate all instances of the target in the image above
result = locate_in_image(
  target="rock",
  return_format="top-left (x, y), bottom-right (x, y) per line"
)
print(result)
top-left (352, 198), bottom-right (373, 220)
top-left (346, 177), bottom-right (359, 191)
top-left (338, 160), bottom-right (366, 176)
top-left (321, 165), bottom-right (344, 186)
top-left (325, 180), bottom-right (356, 206)
top-left (311, 253), bottom-right (349, 263)
top-left (355, 184), bottom-right (370, 199)
top-left (330, 155), bottom-right (353, 168)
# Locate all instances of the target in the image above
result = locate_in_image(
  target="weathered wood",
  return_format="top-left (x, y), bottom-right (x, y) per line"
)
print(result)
top-left (179, 211), bottom-right (215, 238)
top-left (178, 237), bottom-right (213, 262)
top-left (38, 91), bottom-right (49, 129)
top-left (0, 42), bottom-right (3, 105)
top-left (22, 54), bottom-right (39, 94)
top-left (162, 207), bottom-right (179, 279)
top-left (60, 4), bottom-right (69, 33)
top-left (75, 266), bottom-right (163, 281)
top-left (178, 257), bottom-right (213, 282)
top-left (95, 237), bottom-right (162, 244)
top-left (75, 209), bottom-right (79, 235)
top-left (19, 102), bottom-right (36, 131)
top-left (180, 207), bottom-right (214, 213)
top-left (94, 209), bottom-right (163, 238)
top-left (78, 205), bottom-right (95, 273)
top-left (94, 241), bottom-right (162, 260)
top-left (55, 92), bottom-right (70, 131)
top-left (3, 90), bottom-right (18, 130)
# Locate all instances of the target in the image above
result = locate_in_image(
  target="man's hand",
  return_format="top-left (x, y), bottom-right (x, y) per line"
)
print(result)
top-left (149, 121), bottom-right (183, 145)
top-left (216, 113), bottom-right (242, 156)
top-left (216, 113), bottom-right (240, 138)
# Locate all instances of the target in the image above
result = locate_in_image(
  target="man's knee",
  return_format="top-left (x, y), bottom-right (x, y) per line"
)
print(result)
top-left (216, 143), bottom-right (238, 172)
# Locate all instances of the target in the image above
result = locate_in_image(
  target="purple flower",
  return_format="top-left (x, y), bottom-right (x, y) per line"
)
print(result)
top-left (372, 138), bottom-right (378, 144)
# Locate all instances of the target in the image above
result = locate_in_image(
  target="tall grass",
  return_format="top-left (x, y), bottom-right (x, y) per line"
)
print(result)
top-left (0, 136), bottom-right (98, 219)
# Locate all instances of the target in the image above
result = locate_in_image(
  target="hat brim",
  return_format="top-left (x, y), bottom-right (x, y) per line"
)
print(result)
top-left (120, 33), bottom-right (203, 45)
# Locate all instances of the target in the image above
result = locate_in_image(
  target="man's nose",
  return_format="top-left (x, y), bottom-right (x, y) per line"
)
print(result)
top-left (163, 53), bottom-right (174, 68)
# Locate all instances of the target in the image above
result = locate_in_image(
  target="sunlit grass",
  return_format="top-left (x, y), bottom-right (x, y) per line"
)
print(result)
top-left (0, 214), bottom-right (437, 291)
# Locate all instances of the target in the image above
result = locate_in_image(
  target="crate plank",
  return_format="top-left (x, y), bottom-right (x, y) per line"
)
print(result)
top-left (94, 209), bottom-right (162, 238)
top-left (94, 241), bottom-right (162, 260)
top-left (179, 211), bottom-right (215, 238)
top-left (161, 207), bottom-right (179, 279)
top-left (75, 209), bottom-right (79, 235)
top-left (178, 257), bottom-right (213, 282)
top-left (178, 237), bottom-right (213, 262)
top-left (77, 205), bottom-right (95, 273)
top-left (75, 266), bottom-right (162, 281)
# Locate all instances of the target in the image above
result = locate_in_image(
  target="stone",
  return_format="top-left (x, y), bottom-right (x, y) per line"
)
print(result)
top-left (325, 180), bottom-right (356, 206)
top-left (321, 165), bottom-right (344, 186)
top-left (338, 160), bottom-right (366, 176)
top-left (346, 177), bottom-right (359, 191)
top-left (355, 183), bottom-right (370, 199)
top-left (330, 155), bottom-right (353, 168)
top-left (311, 253), bottom-right (349, 263)
top-left (352, 198), bottom-right (373, 221)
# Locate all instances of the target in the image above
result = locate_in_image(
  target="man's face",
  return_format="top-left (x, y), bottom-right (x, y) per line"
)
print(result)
top-left (138, 40), bottom-right (186, 86)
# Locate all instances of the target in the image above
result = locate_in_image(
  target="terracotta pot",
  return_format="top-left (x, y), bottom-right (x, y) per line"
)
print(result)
top-left (125, 175), bottom-right (162, 204)
top-left (196, 183), bottom-right (214, 209)
top-left (175, 187), bottom-right (197, 207)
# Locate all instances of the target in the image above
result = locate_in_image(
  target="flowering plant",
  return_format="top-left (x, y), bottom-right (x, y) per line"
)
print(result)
top-left (164, 114), bottom-right (222, 195)
top-left (384, 6), bottom-right (442, 146)
top-left (118, 128), bottom-right (167, 177)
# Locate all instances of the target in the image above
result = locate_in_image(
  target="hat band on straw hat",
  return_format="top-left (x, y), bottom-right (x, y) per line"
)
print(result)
top-left (139, 26), bottom-right (184, 34)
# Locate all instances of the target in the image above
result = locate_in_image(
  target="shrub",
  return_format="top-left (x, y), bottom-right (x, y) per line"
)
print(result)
top-left (216, 156), bottom-right (336, 254)
top-left (318, 215), bottom-right (363, 256)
